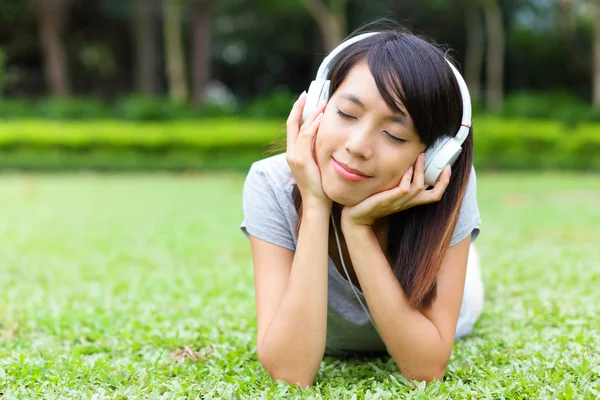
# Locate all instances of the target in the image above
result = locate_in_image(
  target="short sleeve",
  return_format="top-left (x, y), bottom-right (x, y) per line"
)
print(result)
top-left (449, 166), bottom-right (482, 247)
top-left (240, 163), bottom-right (295, 251)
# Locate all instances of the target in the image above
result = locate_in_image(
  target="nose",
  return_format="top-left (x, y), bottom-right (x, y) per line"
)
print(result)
top-left (344, 127), bottom-right (373, 159)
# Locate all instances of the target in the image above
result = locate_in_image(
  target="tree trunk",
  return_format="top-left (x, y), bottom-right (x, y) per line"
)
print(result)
top-left (191, 0), bottom-right (213, 105)
top-left (557, 0), bottom-right (574, 34)
top-left (483, 0), bottom-right (504, 111)
top-left (32, 0), bottom-right (71, 97)
top-left (162, 0), bottom-right (188, 103)
top-left (300, 0), bottom-right (347, 53)
top-left (132, 0), bottom-right (160, 96)
top-left (464, 4), bottom-right (484, 103)
top-left (322, 12), bottom-right (346, 52)
top-left (593, 2), bottom-right (600, 107)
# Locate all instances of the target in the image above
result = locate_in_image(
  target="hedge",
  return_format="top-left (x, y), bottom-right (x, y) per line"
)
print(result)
top-left (0, 118), bottom-right (599, 171)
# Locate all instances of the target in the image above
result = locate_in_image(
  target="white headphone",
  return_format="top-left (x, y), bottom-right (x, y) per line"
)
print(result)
top-left (301, 31), bottom-right (472, 187)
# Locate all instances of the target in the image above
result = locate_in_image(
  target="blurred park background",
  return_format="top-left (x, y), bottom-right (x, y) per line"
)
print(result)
top-left (0, 0), bottom-right (599, 171)
top-left (1, 0), bottom-right (600, 397)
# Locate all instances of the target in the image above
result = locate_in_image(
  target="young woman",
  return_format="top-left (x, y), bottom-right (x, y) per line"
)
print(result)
top-left (240, 23), bottom-right (483, 387)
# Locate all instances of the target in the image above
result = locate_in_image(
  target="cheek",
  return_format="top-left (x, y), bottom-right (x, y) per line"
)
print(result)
top-left (315, 128), bottom-right (333, 160)
top-left (380, 160), bottom-right (414, 189)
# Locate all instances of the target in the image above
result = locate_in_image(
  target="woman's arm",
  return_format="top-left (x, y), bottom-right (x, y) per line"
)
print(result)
top-left (252, 200), bottom-right (331, 388)
top-left (341, 222), bottom-right (471, 383)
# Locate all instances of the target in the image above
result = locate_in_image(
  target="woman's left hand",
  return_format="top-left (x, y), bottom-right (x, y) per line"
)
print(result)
top-left (341, 153), bottom-right (452, 228)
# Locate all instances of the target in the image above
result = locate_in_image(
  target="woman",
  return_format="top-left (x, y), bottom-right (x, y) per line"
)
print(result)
top-left (240, 22), bottom-right (483, 387)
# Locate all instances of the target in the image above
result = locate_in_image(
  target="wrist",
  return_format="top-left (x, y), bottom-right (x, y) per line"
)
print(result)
top-left (340, 217), bottom-right (373, 235)
top-left (303, 197), bottom-right (332, 215)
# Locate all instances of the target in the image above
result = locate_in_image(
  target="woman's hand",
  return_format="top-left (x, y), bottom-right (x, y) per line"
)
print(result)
top-left (286, 92), bottom-right (331, 210)
top-left (341, 153), bottom-right (451, 228)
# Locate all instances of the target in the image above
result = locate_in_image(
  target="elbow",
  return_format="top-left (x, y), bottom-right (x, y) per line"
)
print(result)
top-left (402, 367), bottom-right (446, 384)
top-left (268, 369), bottom-right (315, 389)
top-left (396, 360), bottom-right (448, 384)
top-left (257, 346), bottom-right (317, 389)
top-left (389, 346), bottom-right (450, 384)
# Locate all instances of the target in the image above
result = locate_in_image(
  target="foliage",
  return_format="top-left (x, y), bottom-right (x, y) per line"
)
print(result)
top-left (243, 87), bottom-right (298, 119)
top-left (0, 117), bottom-right (599, 171)
top-left (36, 97), bottom-right (111, 120)
top-left (0, 97), bottom-right (240, 120)
top-left (2, 0), bottom-right (597, 104)
top-left (0, 48), bottom-right (5, 95)
top-left (2, 89), bottom-right (600, 124)
top-left (499, 91), bottom-right (589, 126)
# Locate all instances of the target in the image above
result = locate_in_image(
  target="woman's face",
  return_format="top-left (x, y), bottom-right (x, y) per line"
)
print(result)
top-left (315, 59), bottom-right (427, 206)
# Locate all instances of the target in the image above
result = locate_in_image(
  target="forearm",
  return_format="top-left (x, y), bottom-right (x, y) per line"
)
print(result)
top-left (342, 224), bottom-right (449, 381)
top-left (259, 202), bottom-right (330, 387)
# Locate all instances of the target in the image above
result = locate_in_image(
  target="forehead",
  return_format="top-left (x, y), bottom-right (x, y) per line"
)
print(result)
top-left (335, 60), bottom-right (409, 116)
top-left (338, 59), bottom-right (377, 90)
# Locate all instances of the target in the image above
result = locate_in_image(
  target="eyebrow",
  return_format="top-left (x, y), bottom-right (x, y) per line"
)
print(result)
top-left (339, 93), bottom-right (408, 124)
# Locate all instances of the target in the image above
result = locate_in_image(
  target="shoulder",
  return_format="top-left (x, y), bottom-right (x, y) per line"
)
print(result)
top-left (249, 153), bottom-right (294, 189)
top-left (450, 165), bottom-right (482, 246)
top-left (241, 152), bottom-right (298, 250)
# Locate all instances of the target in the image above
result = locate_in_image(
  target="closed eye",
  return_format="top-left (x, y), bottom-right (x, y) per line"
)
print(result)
top-left (337, 109), bottom-right (407, 144)
top-left (336, 109), bottom-right (356, 119)
top-left (385, 132), bottom-right (407, 143)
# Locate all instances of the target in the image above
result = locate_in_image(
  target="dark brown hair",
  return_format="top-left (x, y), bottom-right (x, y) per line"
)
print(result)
top-left (267, 20), bottom-right (473, 310)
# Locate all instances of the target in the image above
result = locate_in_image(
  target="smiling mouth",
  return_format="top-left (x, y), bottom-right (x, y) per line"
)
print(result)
top-left (332, 158), bottom-right (372, 182)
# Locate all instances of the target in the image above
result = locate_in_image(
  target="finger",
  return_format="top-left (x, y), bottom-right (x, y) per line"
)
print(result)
top-left (399, 166), bottom-right (413, 195)
top-left (410, 153), bottom-right (425, 196)
top-left (300, 102), bottom-right (327, 132)
top-left (415, 165), bottom-right (451, 204)
top-left (287, 91), bottom-right (307, 153)
top-left (388, 166), bottom-right (413, 200)
top-left (299, 112), bottom-right (323, 160)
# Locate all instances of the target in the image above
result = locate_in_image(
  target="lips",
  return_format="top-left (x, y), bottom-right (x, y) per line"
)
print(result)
top-left (333, 159), bottom-right (371, 177)
top-left (332, 158), bottom-right (372, 182)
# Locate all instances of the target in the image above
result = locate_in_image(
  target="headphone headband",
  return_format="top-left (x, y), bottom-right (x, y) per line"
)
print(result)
top-left (315, 31), bottom-right (472, 146)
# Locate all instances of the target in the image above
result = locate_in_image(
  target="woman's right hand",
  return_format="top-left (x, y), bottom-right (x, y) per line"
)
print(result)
top-left (286, 91), bottom-right (331, 210)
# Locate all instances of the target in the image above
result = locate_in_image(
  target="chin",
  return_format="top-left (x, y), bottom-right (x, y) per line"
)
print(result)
top-left (322, 180), bottom-right (364, 206)
top-left (318, 155), bottom-right (371, 206)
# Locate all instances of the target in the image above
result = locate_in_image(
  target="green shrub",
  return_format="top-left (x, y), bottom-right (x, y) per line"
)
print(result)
top-left (0, 48), bottom-right (5, 96)
top-left (244, 87), bottom-right (297, 119)
top-left (114, 95), bottom-right (171, 121)
top-left (36, 97), bottom-right (111, 120)
top-left (197, 101), bottom-right (238, 118)
top-left (0, 118), bottom-right (599, 172)
top-left (500, 91), bottom-right (588, 126)
top-left (0, 98), bottom-right (35, 119)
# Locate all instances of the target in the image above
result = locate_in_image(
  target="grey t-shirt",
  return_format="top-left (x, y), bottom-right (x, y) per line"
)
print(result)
top-left (240, 152), bottom-right (482, 355)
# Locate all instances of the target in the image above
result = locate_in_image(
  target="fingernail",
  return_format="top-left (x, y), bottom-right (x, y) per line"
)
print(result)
top-left (408, 166), bottom-right (413, 174)
top-left (316, 112), bottom-right (323, 122)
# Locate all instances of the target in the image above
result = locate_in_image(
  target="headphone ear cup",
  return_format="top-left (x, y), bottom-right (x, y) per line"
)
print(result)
top-left (302, 80), bottom-right (330, 123)
top-left (423, 137), bottom-right (462, 186)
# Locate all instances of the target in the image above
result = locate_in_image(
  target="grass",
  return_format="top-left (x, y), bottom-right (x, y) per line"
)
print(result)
top-left (0, 170), bottom-right (599, 398)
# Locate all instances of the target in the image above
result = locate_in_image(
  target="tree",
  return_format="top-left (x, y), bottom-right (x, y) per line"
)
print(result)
top-left (132, 0), bottom-right (160, 96)
top-left (191, 0), bottom-right (214, 105)
top-left (162, 0), bottom-right (188, 103)
top-left (464, 0), bottom-right (484, 103)
top-left (557, 0), bottom-right (575, 34)
top-left (593, 1), bottom-right (600, 107)
top-left (299, 0), bottom-right (348, 52)
top-left (483, 0), bottom-right (504, 111)
top-left (30, 0), bottom-right (74, 97)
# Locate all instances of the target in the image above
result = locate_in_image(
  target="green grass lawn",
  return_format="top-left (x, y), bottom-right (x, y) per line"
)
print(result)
top-left (0, 171), bottom-right (599, 398)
